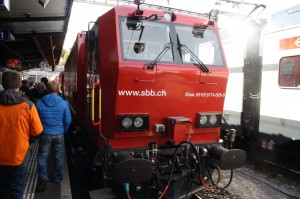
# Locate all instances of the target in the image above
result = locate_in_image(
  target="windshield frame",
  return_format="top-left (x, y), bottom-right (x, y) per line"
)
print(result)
top-left (119, 16), bottom-right (225, 68)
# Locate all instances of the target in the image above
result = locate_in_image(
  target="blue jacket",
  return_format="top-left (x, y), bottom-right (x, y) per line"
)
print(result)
top-left (36, 94), bottom-right (71, 135)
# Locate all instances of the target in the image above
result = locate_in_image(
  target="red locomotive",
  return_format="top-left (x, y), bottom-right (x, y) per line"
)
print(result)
top-left (63, 1), bottom-right (245, 198)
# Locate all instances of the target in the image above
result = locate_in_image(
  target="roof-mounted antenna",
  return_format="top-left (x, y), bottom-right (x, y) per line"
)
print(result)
top-left (134, 0), bottom-right (145, 15)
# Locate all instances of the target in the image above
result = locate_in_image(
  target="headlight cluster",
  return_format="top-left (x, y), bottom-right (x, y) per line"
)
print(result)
top-left (197, 113), bottom-right (221, 128)
top-left (118, 114), bottom-right (149, 132)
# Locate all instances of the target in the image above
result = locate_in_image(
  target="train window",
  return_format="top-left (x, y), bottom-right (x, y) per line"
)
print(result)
top-left (278, 56), bottom-right (300, 88)
top-left (175, 25), bottom-right (225, 67)
top-left (87, 27), bottom-right (98, 72)
top-left (120, 16), bottom-right (173, 62)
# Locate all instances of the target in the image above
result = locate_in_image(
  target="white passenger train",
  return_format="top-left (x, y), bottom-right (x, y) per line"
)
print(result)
top-left (221, 4), bottom-right (300, 172)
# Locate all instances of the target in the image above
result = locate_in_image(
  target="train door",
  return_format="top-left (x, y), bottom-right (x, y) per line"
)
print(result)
top-left (86, 22), bottom-right (101, 127)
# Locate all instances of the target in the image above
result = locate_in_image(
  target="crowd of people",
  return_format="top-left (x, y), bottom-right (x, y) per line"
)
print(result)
top-left (0, 71), bottom-right (72, 199)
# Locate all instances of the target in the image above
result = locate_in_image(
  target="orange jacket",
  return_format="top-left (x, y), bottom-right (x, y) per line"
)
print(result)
top-left (0, 90), bottom-right (43, 166)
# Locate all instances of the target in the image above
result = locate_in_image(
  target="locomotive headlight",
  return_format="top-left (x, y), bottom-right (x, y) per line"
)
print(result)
top-left (134, 117), bottom-right (144, 128)
top-left (122, 118), bottom-right (133, 128)
top-left (118, 114), bottom-right (149, 132)
top-left (200, 115), bottom-right (208, 125)
top-left (197, 112), bottom-right (221, 128)
top-left (209, 114), bottom-right (217, 125)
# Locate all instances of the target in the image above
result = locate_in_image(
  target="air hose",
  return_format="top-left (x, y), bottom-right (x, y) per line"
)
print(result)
top-left (158, 141), bottom-right (188, 199)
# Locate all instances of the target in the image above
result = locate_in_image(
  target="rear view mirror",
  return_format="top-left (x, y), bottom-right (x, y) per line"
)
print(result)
top-left (192, 25), bottom-right (207, 38)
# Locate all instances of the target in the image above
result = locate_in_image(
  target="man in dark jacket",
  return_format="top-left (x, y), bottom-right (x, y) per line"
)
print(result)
top-left (29, 82), bottom-right (48, 104)
top-left (35, 80), bottom-right (71, 192)
top-left (0, 71), bottom-right (43, 199)
top-left (19, 79), bottom-right (31, 99)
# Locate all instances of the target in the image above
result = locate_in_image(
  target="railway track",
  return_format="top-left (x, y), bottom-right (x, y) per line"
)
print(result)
top-left (196, 161), bottom-right (300, 199)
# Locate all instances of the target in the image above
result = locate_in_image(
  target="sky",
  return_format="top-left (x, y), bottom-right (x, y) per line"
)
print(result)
top-left (63, 0), bottom-right (300, 51)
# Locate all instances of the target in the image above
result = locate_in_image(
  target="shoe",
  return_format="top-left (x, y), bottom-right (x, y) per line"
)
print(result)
top-left (35, 179), bottom-right (47, 192)
top-left (53, 177), bottom-right (63, 183)
top-left (53, 179), bottom-right (62, 183)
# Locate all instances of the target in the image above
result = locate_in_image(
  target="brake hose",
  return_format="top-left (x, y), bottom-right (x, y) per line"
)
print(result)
top-left (158, 141), bottom-right (187, 199)
top-left (126, 192), bottom-right (132, 199)
top-left (189, 142), bottom-right (221, 189)
top-left (217, 169), bottom-right (233, 189)
top-left (200, 165), bottom-right (221, 189)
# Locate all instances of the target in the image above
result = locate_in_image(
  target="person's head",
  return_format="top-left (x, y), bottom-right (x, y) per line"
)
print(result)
top-left (21, 79), bottom-right (30, 87)
top-left (35, 82), bottom-right (47, 94)
top-left (2, 71), bottom-right (21, 90)
top-left (47, 81), bottom-right (59, 94)
top-left (40, 77), bottom-right (48, 86)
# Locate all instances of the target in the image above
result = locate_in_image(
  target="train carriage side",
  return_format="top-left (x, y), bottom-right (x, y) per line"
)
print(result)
top-left (259, 7), bottom-right (300, 169)
top-left (64, 32), bottom-right (88, 120)
top-left (221, 5), bottom-right (300, 172)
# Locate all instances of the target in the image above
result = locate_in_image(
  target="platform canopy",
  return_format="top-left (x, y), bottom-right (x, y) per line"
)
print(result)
top-left (0, 0), bottom-right (73, 71)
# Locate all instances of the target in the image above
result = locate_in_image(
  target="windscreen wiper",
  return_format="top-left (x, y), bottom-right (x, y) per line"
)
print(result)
top-left (178, 44), bottom-right (209, 73)
top-left (144, 42), bottom-right (172, 70)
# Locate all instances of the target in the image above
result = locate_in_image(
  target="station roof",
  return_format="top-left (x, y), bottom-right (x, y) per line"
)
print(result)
top-left (0, 0), bottom-right (73, 71)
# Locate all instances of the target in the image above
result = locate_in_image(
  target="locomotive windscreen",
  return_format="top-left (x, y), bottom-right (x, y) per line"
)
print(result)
top-left (120, 16), bottom-right (173, 62)
top-left (119, 16), bottom-right (225, 67)
top-left (176, 25), bottom-right (225, 67)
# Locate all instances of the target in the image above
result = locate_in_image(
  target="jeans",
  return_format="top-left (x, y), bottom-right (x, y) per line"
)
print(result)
top-left (37, 134), bottom-right (65, 182)
top-left (0, 160), bottom-right (28, 199)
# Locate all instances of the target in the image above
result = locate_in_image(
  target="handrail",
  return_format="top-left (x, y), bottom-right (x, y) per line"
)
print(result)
top-left (91, 82), bottom-right (101, 126)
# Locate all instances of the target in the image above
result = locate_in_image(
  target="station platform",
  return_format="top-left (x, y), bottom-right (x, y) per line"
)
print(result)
top-left (24, 139), bottom-right (72, 199)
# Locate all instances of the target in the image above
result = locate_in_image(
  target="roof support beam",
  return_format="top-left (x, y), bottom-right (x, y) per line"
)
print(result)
top-left (0, 41), bottom-right (24, 61)
top-left (49, 35), bottom-right (56, 66)
top-left (32, 35), bottom-right (47, 61)
top-left (14, 32), bottom-right (66, 37)
top-left (0, 16), bottom-right (68, 23)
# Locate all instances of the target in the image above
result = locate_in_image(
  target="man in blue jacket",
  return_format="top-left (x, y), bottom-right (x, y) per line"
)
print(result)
top-left (35, 80), bottom-right (72, 192)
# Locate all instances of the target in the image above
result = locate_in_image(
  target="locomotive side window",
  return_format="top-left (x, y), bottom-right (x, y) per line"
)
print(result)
top-left (120, 16), bottom-right (173, 62)
top-left (87, 28), bottom-right (98, 73)
top-left (175, 25), bottom-right (225, 67)
top-left (278, 56), bottom-right (300, 88)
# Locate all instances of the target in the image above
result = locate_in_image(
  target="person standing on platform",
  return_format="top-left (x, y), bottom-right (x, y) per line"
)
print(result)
top-left (19, 79), bottom-right (31, 100)
top-left (0, 71), bottom-right (43, 199)
top-left (29, 82), bottom-right (48, 104)
top-left (35, 81), bottom-right (71, 192)
top-left (40, 77), bottom-right (48, 88)
top-left (0, 72), bottom-right (3, 91)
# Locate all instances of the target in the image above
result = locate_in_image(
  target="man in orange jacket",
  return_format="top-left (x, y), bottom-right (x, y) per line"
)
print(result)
top-left (0, 71), bottom-right (43, 199)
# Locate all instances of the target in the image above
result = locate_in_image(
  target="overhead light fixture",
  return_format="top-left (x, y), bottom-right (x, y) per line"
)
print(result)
top-left (39, 0), bottom-right (50, 8)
